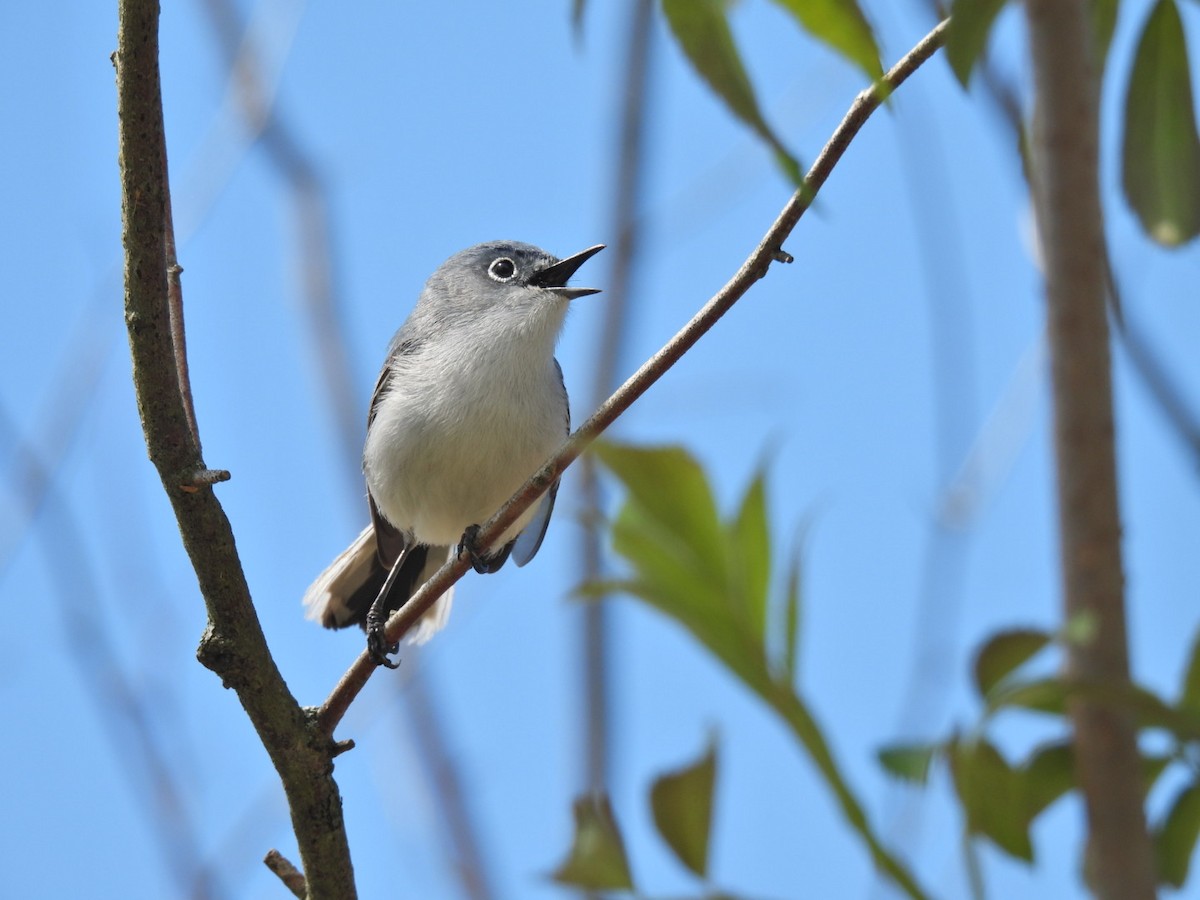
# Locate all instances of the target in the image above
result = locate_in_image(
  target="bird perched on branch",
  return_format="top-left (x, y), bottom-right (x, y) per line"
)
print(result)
top-left (303, 241), bottom-right (604, 666)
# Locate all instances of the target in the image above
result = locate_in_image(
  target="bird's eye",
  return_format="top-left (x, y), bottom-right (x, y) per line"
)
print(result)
top-left (488, 257), bottom-right (517, 282)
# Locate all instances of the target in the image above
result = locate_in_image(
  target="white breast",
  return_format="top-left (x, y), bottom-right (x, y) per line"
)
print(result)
top-left (363, 322), bottom-right (566, 550)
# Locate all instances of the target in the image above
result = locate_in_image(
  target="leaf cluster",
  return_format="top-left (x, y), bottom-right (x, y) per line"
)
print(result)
top-left (564, 443), bottom-right (928, 899)
top-left (551, 741), bottom-right (724, 897)
top-left (660, 0), bottom-right (883, 186)
top-left (947, 0), bottom-right (1200, 246)
top-left (879, 624), bottom-right (1200, 888)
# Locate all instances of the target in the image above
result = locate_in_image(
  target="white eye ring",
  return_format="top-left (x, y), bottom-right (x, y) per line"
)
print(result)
top-left (488, 257), bottom-right (517, 282)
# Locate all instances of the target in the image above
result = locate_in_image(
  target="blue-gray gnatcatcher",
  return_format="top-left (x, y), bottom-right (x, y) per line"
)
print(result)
top-left (303, 241), bottom-right (604, 666)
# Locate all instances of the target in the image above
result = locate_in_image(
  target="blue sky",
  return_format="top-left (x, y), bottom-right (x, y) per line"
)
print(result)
top-left (2, 1), bottom-right (1199, 898)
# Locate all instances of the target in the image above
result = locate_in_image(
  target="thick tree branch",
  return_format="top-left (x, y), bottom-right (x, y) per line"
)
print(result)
top-left (317, 18), bottom-right (951, 736)
top-left (117, 2), bottom-right (356, 896)
top-left (1023, 2), bottom-right (1157, 897)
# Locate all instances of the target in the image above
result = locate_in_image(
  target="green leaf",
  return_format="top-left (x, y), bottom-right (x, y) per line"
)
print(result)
top-left (661, 0), bottom-right (803, 184)
top-left (950, 738), bottom-right (1035, 862)
top-left (592, 442), bottom-right (930, 899)
top-left (1122, 0), bottom-right (1200, 246)
top-left (987, 676), bottom-right (1068, 716)
top-left (1022, 741), bottom-right (1075, 820)
top-left (595, 442), bottom-right (769, 688)
top-left (878, 743), bottom-right (936, 785)
top-left (593, 443), bottom-right (726, 581)
top-left (973, 628), bottom-right (1052, 699)
top-left (945, 0), bottom-right (1009, 87)
top-left (781, 531), bottom-right (804, 683)
top-left (730, 470), bottom-right (770, 641)
top-left (1180, 627), bottom-right (1200, 714)
top-left (1155, 780), bottom-right (1200, 887)
top-left (1143, 754), bottom-right (1174, 796)
top-left (988, 675), bottom-right (1200, 740)
top-left (1124, 685), bottom-right (1195, 733)
top-left (769, 0), bottom-right (882, 80)
top-left (650, 738), bottom-right (719, 878)
top-left (551, 794), bottom-right (636, 892)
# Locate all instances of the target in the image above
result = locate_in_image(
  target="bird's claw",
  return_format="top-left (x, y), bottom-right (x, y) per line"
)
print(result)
top-left (366, 624), bottom-right (400, 669)
top-left (457, 524), bottom-right (495, 574)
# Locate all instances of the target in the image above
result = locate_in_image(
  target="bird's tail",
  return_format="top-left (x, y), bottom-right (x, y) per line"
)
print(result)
top-left (302, 526), bottom-right (455, 645)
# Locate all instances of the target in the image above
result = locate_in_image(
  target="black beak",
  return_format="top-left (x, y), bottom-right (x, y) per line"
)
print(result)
top-left (529, 244), bottom-right (605, 299)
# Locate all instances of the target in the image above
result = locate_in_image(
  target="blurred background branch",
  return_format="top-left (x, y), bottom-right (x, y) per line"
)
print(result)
top-left (0, 399), bottom-right (221, 899)
top-left (576, 0), bottom-right (657, 799)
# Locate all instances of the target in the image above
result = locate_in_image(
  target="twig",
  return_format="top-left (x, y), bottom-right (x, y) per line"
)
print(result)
top-left (1024, 1), bottom-right (1156, 897)
top-left (117, 2), bottom-right (356, 897)
top-left (577, 0), bottom-right (656, 797)
top-left (316, 17), bottom-right (951, 737)
top-left (264, 850), bottom-right (307, 899)
top-left (163, 153), bottom-right (200, 450)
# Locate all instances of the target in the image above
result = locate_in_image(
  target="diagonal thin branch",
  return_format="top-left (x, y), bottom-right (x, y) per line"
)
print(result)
top-left (317, 18), bottom-right (951, 737)
top-left (116, 2), bottom-right (356, 896)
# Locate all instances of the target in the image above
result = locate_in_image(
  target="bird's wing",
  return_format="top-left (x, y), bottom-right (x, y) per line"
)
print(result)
top-left (365, 349), bottom-right (412, 568)
top-left (512, 484), bottom-right (557, 566)
top-left (512, 359), bottom-right (568, 567)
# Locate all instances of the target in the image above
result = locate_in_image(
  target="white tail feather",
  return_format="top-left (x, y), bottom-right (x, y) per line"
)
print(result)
top-left (303, 527), bottom-right (455, 642)
top-left (405, 546), bottom-right (455, 645)
top-left (303, 526), bottom-right (376, 628)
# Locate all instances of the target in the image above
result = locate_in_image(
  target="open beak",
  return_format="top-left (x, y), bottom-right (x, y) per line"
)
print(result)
top-left (529, 244), bottom-right (605, 299)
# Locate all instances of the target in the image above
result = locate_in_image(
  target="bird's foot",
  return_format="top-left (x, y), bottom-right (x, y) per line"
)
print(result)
top-left (457, 524), bottom-right (507, 574)
top-left (366, 617), bottom-right (400, 669)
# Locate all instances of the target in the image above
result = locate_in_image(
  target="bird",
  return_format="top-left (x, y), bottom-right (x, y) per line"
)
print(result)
top-left (302, 241), bottom-right (604, 665)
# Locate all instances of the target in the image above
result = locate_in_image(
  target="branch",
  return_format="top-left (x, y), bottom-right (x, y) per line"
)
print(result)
top-left (577, 0), bottom-right (656, 797)
top-left (116, 2), bottom-right (356, 897)
top-left (937, 0), bottom-right (1200, 477)
top-left (265, 849), bottom-right (308, 899)
top-left (316, 18), bottom-right (951, 736)
top-left (1023, 2), bottom-right (1157, 897)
